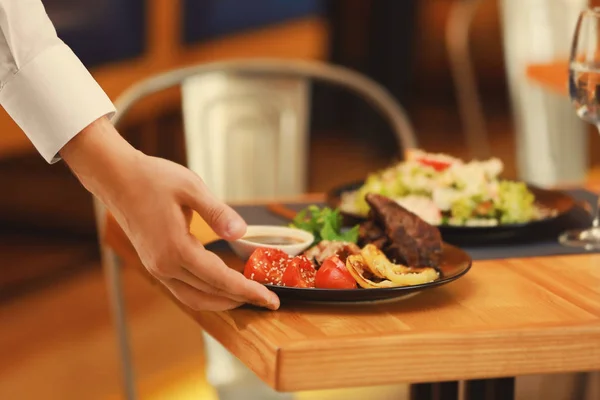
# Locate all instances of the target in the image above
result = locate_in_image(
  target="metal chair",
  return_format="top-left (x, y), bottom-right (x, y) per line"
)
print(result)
top-left (445, 0), bottom-right (491, 160)
top-left (93, 58), bottom-right (418, 399)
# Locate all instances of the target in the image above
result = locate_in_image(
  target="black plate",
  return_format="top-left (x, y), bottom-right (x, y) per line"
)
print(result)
top-left (327, 181), bottom-right (577, 245)
top-left (264, 243), bottom-right (471, 303)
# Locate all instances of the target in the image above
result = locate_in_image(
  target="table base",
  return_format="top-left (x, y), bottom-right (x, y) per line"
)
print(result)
top-left (464, 378), bottom-right (515, 400)
top-left (410, 378), bottom-right (515, 400)
top-left (410, 381), bottom-right (459, 400)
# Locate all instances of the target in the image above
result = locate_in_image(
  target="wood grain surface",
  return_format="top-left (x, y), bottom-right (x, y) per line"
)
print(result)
top-left (103, 195), bottom-right (600, 392)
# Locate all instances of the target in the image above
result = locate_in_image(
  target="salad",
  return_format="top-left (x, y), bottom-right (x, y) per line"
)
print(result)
top-left (340, 150), bottom-right (545, 227)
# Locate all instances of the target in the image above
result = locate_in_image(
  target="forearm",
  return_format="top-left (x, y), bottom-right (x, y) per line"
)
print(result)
top-left (59, 116), bottom-right (141, 209)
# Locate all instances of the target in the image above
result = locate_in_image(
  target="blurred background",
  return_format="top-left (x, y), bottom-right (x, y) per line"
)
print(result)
top-left (0, 0), bottom-right (595, 399)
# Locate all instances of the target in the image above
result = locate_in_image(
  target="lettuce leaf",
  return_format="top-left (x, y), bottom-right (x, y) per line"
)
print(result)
top-left (291, 206), bottom-right (359, 244)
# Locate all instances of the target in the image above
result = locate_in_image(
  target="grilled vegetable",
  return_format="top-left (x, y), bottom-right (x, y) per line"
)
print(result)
top-left (345, 246), bottom-right (440, 289)
top-left (360, 245), bottom-right (439, 286)
top-left (345, 255), bottom-right (395, 289)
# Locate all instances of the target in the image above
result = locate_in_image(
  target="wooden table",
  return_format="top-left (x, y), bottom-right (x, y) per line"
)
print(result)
top-left (104, 195), bottom-right (600, 399)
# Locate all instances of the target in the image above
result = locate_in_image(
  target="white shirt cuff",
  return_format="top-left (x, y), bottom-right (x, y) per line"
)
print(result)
top-left (0, 42), bottom-right (116, 163)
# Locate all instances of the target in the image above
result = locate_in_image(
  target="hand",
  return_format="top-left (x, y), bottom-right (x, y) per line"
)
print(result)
top-left (61, 117), bottom-right (280, 311)
top-left (109, 154), bottom-right (281, 311)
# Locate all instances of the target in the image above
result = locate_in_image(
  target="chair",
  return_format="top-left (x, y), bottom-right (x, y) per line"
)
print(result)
top-left (445, 0), bottom-right (491, 160)
top-left (93, 58), bottom-right (418, 399)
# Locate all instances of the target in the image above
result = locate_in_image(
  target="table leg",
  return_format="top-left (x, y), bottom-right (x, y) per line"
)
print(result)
top-left (410, 381), bottom-right (459, 400)
top-left (464, 378), bottom-right (515, 400)
top-left (572, 372), bottom-right (590, 400)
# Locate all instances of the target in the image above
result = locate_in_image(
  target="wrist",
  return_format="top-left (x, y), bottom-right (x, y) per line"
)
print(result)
top-left (60, 116), bottom-right (143, 208)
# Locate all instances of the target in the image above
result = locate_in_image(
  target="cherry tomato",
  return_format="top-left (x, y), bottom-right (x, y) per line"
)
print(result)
top-left (315, 256), bottom-right (357, 289)
top-left (244, 248), bottom-right (289, 285)
top-left (281, 256), bottom-right (316, 288)
top-left (417, 157), bottom-right (451, 172)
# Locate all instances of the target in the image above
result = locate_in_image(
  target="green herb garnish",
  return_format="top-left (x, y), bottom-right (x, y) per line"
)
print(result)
top-left (291, 205), bottom-right (359, 245)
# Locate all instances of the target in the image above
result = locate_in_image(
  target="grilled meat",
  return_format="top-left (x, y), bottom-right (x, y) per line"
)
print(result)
top-left (361, 193), bottom-right (443, 267)
top-left (358, 220), bottom-right (386, 247)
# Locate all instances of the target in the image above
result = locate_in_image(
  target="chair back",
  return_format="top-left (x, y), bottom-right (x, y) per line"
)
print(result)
top-left (112, 59), bottom-right (418, 201)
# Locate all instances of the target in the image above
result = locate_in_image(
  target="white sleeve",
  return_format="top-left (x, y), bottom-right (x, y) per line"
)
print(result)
top-left (0, 0), bottom-right (116, 164)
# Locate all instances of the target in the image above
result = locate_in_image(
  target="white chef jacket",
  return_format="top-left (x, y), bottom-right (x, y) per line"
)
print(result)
top-left (0, 0), bottom-right (116, 164)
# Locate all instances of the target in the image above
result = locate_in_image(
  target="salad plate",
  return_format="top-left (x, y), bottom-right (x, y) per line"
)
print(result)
top-left (328, 182), bottom-right (575, 226)
top-left (326, 150), bottom-right (577, 244)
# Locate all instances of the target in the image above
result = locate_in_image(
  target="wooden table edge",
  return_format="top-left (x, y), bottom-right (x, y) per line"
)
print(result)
top-left (275, 322), bottom-right (600, 391)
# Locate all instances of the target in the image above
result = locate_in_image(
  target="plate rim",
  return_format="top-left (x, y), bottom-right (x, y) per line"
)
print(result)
top-left (263, 242), bottom-right (472, 295)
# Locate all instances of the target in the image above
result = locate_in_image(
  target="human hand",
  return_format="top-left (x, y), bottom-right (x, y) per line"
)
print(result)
top-left (110, 154), bottom-right (281, 311)
top-left (61, 117), bottom-right (280, 311)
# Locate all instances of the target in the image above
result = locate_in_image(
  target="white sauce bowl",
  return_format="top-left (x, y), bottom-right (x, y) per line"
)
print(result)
top-left (228, 225), bottom-right (315, 260)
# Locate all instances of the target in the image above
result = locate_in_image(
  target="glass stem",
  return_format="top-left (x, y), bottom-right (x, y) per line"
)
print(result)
top-left (594, 194), bottom-right (600, 228)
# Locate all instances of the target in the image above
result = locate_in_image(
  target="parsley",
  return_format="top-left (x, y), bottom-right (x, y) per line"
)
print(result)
top-left (291, 205), bottom-right (359, 245)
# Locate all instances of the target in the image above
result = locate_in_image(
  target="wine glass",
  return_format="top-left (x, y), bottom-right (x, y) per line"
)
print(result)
top-left (561, 7), bottom-right (600, 249)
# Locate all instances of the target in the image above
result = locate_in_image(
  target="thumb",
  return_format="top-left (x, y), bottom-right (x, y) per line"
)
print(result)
top-left (180, 175), bottom-right (247, 240)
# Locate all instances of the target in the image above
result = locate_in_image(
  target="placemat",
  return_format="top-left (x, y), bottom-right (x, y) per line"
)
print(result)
top-left (230, 189), bottom-right (599, 261)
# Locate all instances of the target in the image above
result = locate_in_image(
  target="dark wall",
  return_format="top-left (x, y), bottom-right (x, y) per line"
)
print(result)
top-left (311, 0), bottom-right (419, 156)
top-left (182, 0), bottom-right (323, 44)
top-left (43, 0), bottom-right (146, 68)
top-left (326, 0), bottom-right (418, 106)
top-left (43, 0), bottom-right (324, 68)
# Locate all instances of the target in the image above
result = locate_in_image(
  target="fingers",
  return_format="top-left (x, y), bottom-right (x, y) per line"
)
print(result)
top-left (180, 239), bottom-right (280, 310)
top-left (179, 175), bottom-right (246, 240)
top-left (163, 279), bottom-right (243, 311)
top-left (176, 267), bottom-right (247, 304)
top-left (170, 169), bottom-right (280, 311)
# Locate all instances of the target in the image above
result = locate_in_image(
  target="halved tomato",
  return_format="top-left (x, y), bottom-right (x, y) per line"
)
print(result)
top-left (281, 256), bottom-right (316, 288)
top-left (315, 256), bottom-right (357, 289)
top-left (243, 248), bottom-right (289, 285)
